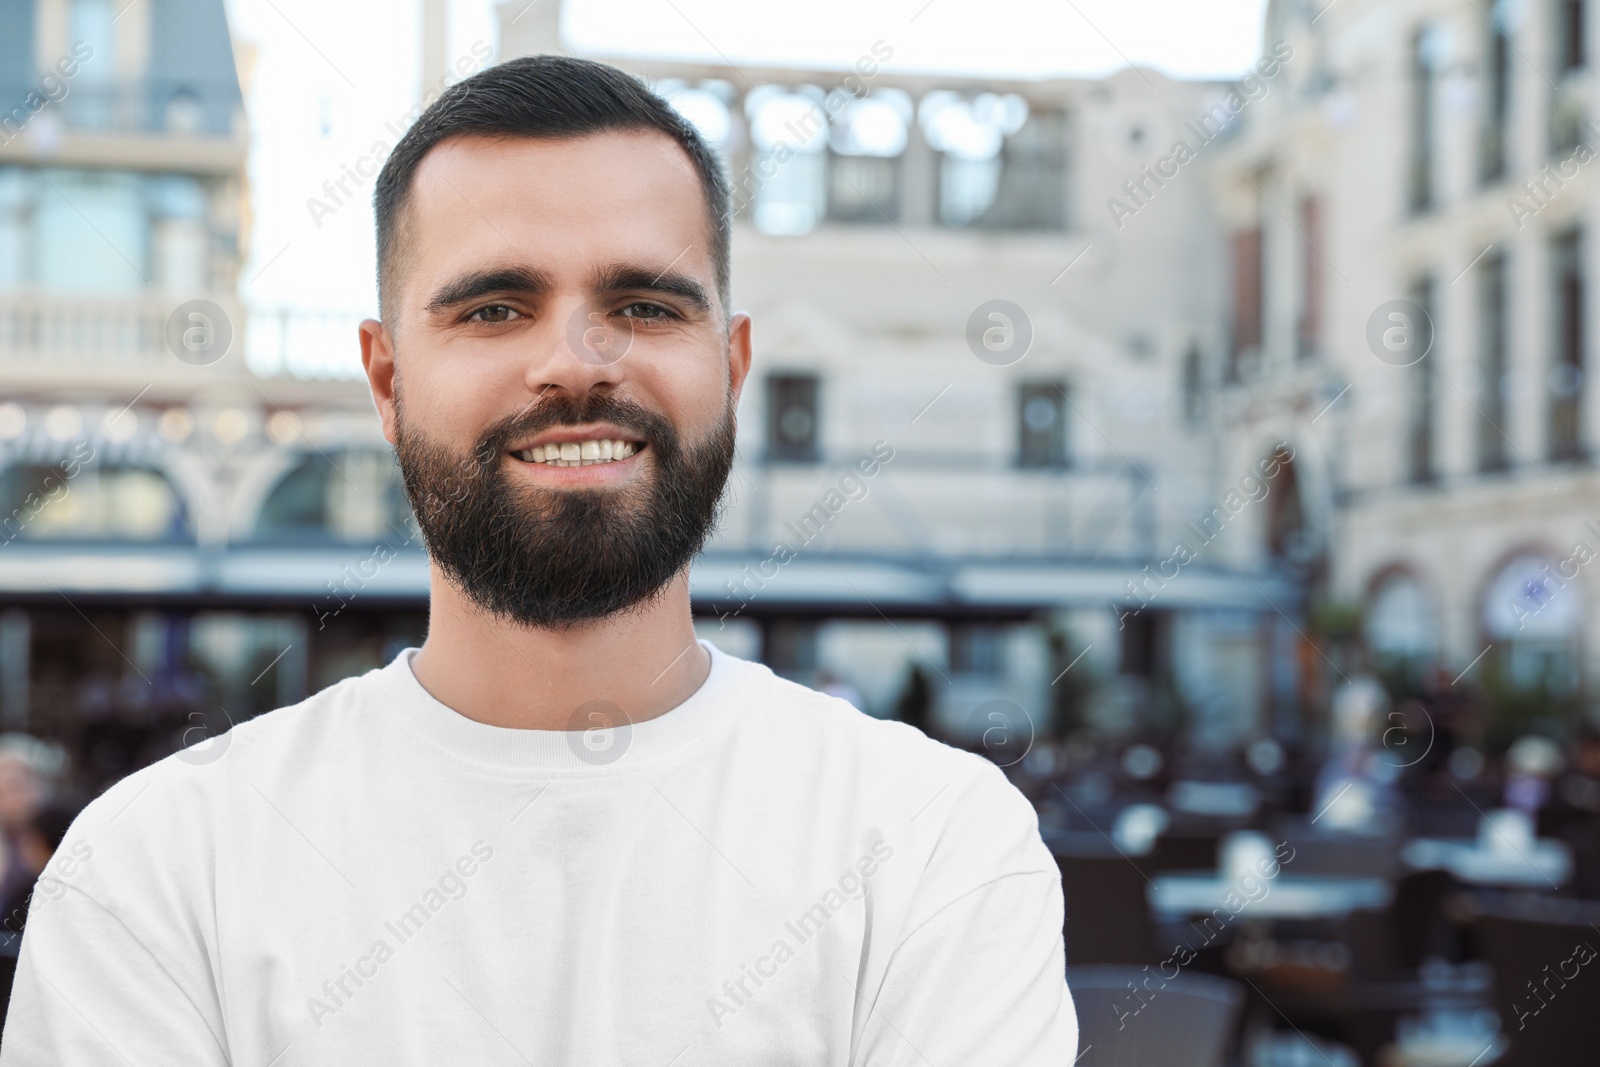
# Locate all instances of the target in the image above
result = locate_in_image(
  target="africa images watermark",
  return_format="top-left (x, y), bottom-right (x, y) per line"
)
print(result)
top-left (1, 837), bottom-right (93, 936)
top-left (305, 839), bottom-right (496, 1028)
top-left (0, 440), bottom-right (96, 548)
top-left (1507, 134), bottom-right (1597, 229)
top-left (1107, 40), bottom-right (1294, 230)
top-left (1502, 522), bottom-right (1600, 632)
top-left (1509, 938), bottom-right (1596, 1030)
top-left (1113, 442), bottom-right (1295, 629)
top-left (715, 440), bottom-right (896, 625)
top-left (706, 838), bottom-right (895, 1029)
top-left (0, 40), bottom-right (94, 147)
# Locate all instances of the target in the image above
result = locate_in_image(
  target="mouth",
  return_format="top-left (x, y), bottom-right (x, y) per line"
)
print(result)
top-left (508, 437), bottom-right (647, 468)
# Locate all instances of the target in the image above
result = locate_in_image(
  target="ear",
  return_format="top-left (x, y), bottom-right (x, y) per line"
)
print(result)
top-left (726, 311), bottom-right (753, 408)
top-left (360, 319), bottom-right (400, 444)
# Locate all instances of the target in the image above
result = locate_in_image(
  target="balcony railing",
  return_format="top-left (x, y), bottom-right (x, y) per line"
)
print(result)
top-left (0, 291), bottom-right (244, 367)
top-left (0, 79), bottom-right (243, 140)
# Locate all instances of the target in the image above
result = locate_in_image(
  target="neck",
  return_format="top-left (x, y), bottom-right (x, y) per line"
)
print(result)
top-left (409, 567), bottom-right (711, 731)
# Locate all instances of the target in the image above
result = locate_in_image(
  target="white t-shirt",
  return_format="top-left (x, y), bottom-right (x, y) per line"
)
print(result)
top-left (0, 640), bottom-right (1077, 1065)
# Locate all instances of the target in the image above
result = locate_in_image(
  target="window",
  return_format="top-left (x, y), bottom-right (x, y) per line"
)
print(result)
top-left (950, 622), bottom-right (1003, 675)
top-left (1264, 449), bottom-right (1309, 564)
top-left (766, 375), bottom-right (820, 463)
top-left (745, 87), bottom-right (828, 235)
top-left (763, 619), bottom-right (818, 676)
top-left (66, 0), bottom-right (116, 130)
top-left (34, 169), bottom-right (148, 293)
top-left (1016, 382), bottom-right (1067, 468)
top-left (0, 462), bottom-right (188, 541)
top-left (1366, 573), bottom-right (1440, 680)
top-left (1552, 0), bottom-right (1589, 154)
top-left (1229, 226), bottom-right (1263, 378)
top-left (1118, 610), bottom-right (1169, 677)
top-left (826, 90), bottom-right (910, 224)
top-left (1479, 250), bottom-right (1511, 471)
top-left (1409, 25), bottom-right (1443, 213)
top-left (1297, 195), bottom-right (1323, 360)
top-left (1481, 3), bottom-right (1513, 182)
top-left (1407, 275), bottom-right (1437, 483)
top-left (1550, 228), bottom-right (1585, 461)
top-left (1482, 553), bottom-right (1582, 696)
top-left (1557, 0), bottom-right (1589, 71)
top-left (968, 110), bottom-right (1068, 230)
top-left (923, 92), bottom-right (1064, 230)
top-left (1181, 343), bottom-right (1205, 426)
top-left (255, 450), bottom-right (410, 542)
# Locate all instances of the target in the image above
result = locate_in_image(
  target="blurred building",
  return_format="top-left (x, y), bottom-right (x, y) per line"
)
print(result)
top-left (1212, 0), bottom-right (1600, 740)
top-left (0, 0), bottom-right (1331, 791)
top-left (497, 0), bottom-right (1306, 744)
top-left (0, 0), bottom-right (425, 786)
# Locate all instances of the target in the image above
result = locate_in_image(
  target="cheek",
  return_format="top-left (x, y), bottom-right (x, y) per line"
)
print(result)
top-left (629, 340), bottom-right (730, 431)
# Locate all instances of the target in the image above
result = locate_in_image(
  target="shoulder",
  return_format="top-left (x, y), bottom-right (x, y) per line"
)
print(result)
top-left (50, 668), bottom-right (377, 905)
top-left (728, 654), bottom-right (1041, 844)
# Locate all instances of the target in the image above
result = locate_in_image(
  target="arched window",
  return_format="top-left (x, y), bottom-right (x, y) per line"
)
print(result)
top-left (255, 451), bottom-right (411, 543)
top-left (0, 462), bottom-right (189, 541)
top-left (1482, 552), bottom-right (1582, 696)
top-left (1365, 572), bottom-right (1438, 679)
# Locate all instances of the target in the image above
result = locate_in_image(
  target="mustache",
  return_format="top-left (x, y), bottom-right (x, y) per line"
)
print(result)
top-left (476, 392), bottom-right (676, 462)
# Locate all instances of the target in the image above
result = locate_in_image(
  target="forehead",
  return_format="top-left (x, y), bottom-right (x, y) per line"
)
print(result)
top-left (397, 129), bottom-right (716, 309)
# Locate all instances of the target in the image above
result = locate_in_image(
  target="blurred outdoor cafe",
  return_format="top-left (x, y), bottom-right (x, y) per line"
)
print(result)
top-left (982, 668), bottom-right (1600, 1067)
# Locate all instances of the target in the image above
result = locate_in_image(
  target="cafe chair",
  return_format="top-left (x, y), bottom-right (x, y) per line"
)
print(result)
top-left (1468, 893), bottom-right (1600, 1067)
top-left (1054, 848), bottom-right (1160, 966)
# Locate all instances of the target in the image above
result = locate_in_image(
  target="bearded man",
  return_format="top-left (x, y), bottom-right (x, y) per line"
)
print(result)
top-left (0, 55), bottom-right (1076, 1065)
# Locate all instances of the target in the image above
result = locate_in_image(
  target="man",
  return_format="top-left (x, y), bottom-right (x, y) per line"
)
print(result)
top-left (1, 56), bottom-right (1076, 1064)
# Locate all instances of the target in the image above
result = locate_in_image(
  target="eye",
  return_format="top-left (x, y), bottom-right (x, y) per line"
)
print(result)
top-left (467, 304), bottom-right (520, 323)
top-left (617, 301), bottom-right (673, 321)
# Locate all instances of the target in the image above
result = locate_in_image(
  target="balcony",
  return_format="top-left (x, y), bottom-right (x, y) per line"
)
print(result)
top-left (0, 291), bottom-right (247, 384)
top-left (0, 79), bottom-right (246, 173)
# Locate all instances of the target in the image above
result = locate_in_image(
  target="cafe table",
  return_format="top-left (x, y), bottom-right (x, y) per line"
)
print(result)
top-left (1400, 836), bottom-right (1571, 888)
top-left (1148, 870), bottom-right (1392, 922)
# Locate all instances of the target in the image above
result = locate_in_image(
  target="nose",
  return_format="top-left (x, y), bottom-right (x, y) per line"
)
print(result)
top-left (525, 296), bottom-right (629, 399)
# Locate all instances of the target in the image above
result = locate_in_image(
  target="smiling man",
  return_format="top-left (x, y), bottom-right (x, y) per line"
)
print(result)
top-left (0, 56), bottom-right (1076, 1064)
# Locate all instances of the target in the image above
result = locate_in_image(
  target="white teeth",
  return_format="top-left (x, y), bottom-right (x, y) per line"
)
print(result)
top-left (515, 439), bottom-right (639, 467)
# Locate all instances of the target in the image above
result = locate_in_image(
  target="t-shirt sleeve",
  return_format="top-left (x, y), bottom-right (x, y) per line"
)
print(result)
top-left (852, 757), bottom-right (1077, 1066)
top-left (0, 883), bottom-right (230, 1066)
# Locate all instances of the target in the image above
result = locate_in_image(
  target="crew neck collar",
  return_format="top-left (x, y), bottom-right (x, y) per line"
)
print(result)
top-left (374, 638), bottom-right (749, 776)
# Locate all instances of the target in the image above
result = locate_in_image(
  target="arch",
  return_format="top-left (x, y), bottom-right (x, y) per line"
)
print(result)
top-left (0, 460), bottom-right (191, 541)
top-left (254, 449), bottom-right (411, 543)
top-left (1478, 545), bottom-right (1584, 699)
top-left (1363, 564), bottom-right (1440, 670)
top-left (1223, 426), bottom-right (1335, 567)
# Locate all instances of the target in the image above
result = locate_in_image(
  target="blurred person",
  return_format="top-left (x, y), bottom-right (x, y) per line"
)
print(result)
top-left (1551, 723), bottom-right (1600, 821)
top-left (1501, 734), bottom-right (1563, 820)
top-left (0, 801), bottom-right (80, 938)
top-left (0, 57), bottom-right (1075, 1065)
top-left (1311, 672), bottom-right (1403, 831)
top-left (0, 738), bottom-right (57, 919)
top-left (1541, 724), bottom-right (1600, 897)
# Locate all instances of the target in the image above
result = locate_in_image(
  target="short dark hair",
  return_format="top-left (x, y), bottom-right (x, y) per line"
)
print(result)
top-left (373, 54), bottom-right (731, 322)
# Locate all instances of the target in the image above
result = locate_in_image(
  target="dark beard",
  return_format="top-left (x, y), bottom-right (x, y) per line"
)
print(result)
top-left (393, 387), bottom-right (735, 630)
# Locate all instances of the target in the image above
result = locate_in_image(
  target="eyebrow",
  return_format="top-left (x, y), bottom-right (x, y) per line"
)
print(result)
top-left (591, 264), bottom-right (713, 313)
top-left (423, 266), bottom-right (552, 313)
